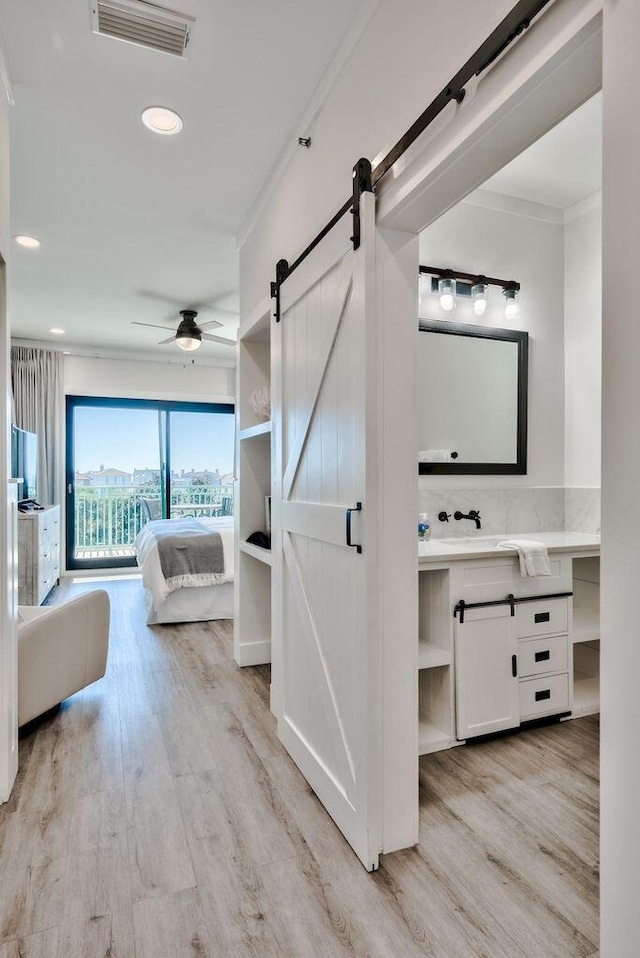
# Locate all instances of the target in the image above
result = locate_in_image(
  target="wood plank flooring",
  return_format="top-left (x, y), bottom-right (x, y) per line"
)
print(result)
top-left (0, 576), bottom-right (600, 957)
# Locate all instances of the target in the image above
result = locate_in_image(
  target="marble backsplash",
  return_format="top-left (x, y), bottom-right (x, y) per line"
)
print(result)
top-left (419, 485), bottom-right (600, 538)
top-left (565, 487), bottom-right (601, 535)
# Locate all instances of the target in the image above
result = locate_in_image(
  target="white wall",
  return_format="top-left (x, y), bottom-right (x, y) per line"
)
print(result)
top-left (63, 355), bottom-right (235, 404)
top-left (601, 2), bottom-right (640, 953)
top-left (418, 201), bottom-right (565, 488)
top-left (564, 200), bottom-right (602, 487)
top-left (0, 61), bottom-right (17, 801)
top-left (239, 0), bottom-right (515, 315)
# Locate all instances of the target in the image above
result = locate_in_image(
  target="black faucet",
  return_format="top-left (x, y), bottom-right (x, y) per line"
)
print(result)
top-left (454, 509), bottom-right (482, 530)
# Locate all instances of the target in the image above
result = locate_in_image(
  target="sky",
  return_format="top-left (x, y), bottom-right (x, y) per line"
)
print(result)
top-left (73, 406), bottom-right (235, 475)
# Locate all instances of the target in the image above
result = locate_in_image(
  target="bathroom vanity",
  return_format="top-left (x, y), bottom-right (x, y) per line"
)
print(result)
top-left (418, 532), bottom-right (600, 754)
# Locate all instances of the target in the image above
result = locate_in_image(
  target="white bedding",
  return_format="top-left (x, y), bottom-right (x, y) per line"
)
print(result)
top-left (135, 516), bottom-right (235, 612)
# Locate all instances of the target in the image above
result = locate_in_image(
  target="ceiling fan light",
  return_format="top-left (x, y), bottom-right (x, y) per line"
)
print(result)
top-left (176, 334), bottom-right (201, 351)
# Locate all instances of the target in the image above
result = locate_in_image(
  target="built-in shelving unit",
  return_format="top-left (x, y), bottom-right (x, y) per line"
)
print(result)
top-left (571, 555), bottom-right (600, 718)
top-left (239, 540), bottom-right (272, 566)
top-left (234, 298), bottom-right (273, 667)
top-left (418, 569), bottom-right (457, 755)
top-left (239, 421), bottom-right (272, 442)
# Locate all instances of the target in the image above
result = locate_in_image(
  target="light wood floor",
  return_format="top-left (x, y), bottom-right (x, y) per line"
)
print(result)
top-left (0, 576), bottom-right (600, 957)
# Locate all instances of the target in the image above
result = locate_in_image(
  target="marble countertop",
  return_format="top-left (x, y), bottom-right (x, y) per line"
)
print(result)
top-left (419, 531), bottom-right (600, 565)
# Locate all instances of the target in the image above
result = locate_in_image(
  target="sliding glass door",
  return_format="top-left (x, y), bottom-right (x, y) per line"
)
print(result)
top-left (66, 397), bottom-right (234, 570)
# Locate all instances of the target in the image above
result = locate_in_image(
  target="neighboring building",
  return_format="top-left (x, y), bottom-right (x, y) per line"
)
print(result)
top-left (74, 471), bottom-right (92, 487)
top-left (88, 467), bottom-right (133, 488)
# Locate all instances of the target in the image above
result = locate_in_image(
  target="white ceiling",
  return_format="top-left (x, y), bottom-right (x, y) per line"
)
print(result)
top-left (1, 0), bottom-right (368, 364)
top-left (479, 91), bottom-right (602, 211)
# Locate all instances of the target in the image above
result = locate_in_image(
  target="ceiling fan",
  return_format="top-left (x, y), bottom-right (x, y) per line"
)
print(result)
top-left (132, 309), bottom-right (237, 352)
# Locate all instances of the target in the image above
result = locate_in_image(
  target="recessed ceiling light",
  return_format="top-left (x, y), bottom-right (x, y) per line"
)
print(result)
top-left (49, 327), bottom-right (65, 335)
top-left (15, 235), bottom-right (41, 249)
top-left (141, 106), bottom-right (183, 135)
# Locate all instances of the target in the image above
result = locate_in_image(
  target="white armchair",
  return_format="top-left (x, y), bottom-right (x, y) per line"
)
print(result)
top-left (18, 590), bottom-right (110, 727)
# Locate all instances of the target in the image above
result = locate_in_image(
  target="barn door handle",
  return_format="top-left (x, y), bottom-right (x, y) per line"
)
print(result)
top-left (346, 502), bottom-right (362, 554)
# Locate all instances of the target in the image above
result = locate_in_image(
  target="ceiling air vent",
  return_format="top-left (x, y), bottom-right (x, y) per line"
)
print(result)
top-left (90, 0), bottom-right (194, 58)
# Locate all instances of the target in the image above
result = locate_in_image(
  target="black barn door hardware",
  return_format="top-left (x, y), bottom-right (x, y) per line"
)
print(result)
top-left (453, 591), bottom-right (572, 624)
top-left (346, 502), bottom-right (363, 554)
top-left (270, 0), bottom-right (552, 323)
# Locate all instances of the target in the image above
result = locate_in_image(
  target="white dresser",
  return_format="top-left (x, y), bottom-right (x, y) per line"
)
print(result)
top-left (18, 505), bottom-right (61, 606)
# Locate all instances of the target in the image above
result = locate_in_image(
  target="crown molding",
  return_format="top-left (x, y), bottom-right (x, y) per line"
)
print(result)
top-left (463, 187), bottom-right (564, 224)
top-left (236, 0), bottom-right (382, 251)
top-left (10, 337), bottom-right (237, 369)
top-left (564, 189), bottom-right (601, 223)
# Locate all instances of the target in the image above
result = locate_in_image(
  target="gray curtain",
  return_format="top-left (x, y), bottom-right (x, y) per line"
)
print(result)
top-left (10, 346), bottom-right (64, 507)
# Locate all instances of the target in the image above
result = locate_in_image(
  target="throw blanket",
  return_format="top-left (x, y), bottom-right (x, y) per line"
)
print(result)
top-left (154, 519), bottom-right (225, 588)
top-left (135, 516), bottom-right (234, 609)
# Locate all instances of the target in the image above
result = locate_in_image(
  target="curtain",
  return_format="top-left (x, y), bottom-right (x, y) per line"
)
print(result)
top-left (10, 346), bottom-right (64, 507)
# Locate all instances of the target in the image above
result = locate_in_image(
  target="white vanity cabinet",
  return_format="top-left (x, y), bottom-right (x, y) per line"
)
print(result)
top-left (455, 604), bottom-right (519, 739)
top-left (418, 533), bottom-right (600, 754)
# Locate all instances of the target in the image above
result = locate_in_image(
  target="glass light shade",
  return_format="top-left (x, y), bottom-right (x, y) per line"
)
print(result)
top-left (503, 288), bottom-right (520, 321)
top-left (471, 283), bottom-right (487, 316)
top-left (176, 335), bottom-right (201, 351)
top-left (438, 277), bottom-right (455, 311)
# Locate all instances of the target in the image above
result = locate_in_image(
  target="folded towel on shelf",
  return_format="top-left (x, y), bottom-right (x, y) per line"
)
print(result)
top-left (496, 539), bottom-right (551, 578)
top-left (419, 449), bottom-right (452, 462)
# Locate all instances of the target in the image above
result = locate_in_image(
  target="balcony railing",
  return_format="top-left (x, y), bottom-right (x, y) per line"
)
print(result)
top-left (73, 483), bottom-right (234, 556)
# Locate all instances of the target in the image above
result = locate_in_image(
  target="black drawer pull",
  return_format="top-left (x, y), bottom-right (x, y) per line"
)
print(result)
top-left (535, 689), bottom-right (551, 702)
top-left (511, 654), bottom-right (517, 678)
top-left (534, 611), bottom-right (550, 623)
top-left (534, 650), bottom-right (550, 663)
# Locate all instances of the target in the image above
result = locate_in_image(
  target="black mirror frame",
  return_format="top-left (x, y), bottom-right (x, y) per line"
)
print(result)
top-left (418, 320), bottom-right (529, 475)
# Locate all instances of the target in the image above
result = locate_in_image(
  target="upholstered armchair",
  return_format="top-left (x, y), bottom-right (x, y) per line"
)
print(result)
top-left (18, 589), bottom-right (110, 727)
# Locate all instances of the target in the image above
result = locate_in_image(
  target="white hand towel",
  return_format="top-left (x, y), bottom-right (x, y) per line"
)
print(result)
top-left (496, 539), bottom-right (551, 578)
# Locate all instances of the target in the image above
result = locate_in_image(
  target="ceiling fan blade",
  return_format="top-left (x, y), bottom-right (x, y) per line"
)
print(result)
top-left (197, 319), bottom-right (223, 330)
top-left (201, 332), bottom-right (237, 346)
top-left (132, 321), bottom-right (177, 331)
top-left (158, 336), bottom-right (176, 345)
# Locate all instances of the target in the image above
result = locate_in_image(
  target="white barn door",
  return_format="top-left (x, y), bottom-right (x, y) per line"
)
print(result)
top-left (272, 193), bottom-right (381, 870)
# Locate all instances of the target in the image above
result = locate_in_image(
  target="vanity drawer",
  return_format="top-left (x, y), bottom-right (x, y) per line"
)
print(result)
top-left (516, 597), bottom-right (568, 639)
top-left (518, 634), bottom-right (568, 678)
top-left (519, 672), bottom-right (569, 720)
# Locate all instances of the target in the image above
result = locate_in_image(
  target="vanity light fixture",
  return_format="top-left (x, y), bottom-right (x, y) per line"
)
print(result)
top-left (471, 282), bottom-right (487, 316)
top-left (419, 266), bottom-right (521, 319)
top-left (503, 286), bottom-right (520, 321)
top-left (49, 327), bottom-right (65, 335)
top-left (438, 275), bottom-right (456, 311)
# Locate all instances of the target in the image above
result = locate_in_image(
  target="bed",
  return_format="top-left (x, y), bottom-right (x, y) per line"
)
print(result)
top-left (135, 515), bottom-right (234, 624)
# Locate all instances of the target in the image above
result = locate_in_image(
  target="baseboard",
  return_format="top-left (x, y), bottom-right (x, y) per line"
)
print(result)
top-left (235, 639), bottom-right (271, 667)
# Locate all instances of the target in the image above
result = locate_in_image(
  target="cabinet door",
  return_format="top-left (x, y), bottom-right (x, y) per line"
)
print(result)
top-left (455, 605), bottom-right (519, 740)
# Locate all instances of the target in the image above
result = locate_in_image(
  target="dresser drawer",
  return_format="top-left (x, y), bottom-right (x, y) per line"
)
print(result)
top-left (518, 633), bottom-right (568, 678)
top-left (519, 672), bottom-right (569, 720)
top-left (516, 597), bottom-right (568, 639)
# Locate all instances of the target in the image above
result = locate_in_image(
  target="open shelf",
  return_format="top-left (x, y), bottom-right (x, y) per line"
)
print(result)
top-left (572, 606), bottom-right (599, 644)
top-left (573, 671), bottom-right (600, 718)
top-left (418, 718), bottom-right (454, 755)
top-left (239, 421), bottom-right (272, 441)
top-left (240, 540), bottom-right (272, 566)
top-left (418, 640), bottom-right (451, 670)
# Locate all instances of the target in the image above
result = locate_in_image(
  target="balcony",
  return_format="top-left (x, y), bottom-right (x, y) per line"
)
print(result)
top-left (73, 483), bottom-right (234, 561)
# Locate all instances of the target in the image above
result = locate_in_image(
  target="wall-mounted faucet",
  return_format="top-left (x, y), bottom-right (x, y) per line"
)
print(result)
top-left (454, 509), bottom-right (482, 530)
top-left (438, 511), bottom-right (451, 522)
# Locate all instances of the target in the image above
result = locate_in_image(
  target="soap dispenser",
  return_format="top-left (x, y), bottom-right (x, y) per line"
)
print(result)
top-left (418, 513), bottom-right (432, 541)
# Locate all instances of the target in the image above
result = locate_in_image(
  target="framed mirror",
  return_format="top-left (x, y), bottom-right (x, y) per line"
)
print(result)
top-left (418, 320), bottom-right (528, 474)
